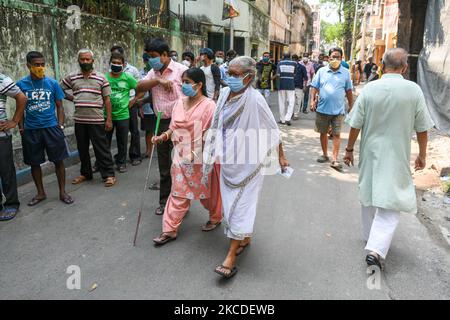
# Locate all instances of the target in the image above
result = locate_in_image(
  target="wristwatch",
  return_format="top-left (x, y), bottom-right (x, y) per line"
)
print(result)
top-left (60, 125), bottom-right (65, 130)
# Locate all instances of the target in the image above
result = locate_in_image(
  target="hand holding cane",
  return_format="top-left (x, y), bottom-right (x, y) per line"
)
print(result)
top-left (133, 111), bottom-right (162, 246)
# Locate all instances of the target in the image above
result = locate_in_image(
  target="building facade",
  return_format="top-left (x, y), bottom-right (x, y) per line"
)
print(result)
top-left (310, 3), bottom-right (321, 58)
top-left (289, 0), bottom-right (313, 55)
top-left (172, 0), bottom-right (270, 57)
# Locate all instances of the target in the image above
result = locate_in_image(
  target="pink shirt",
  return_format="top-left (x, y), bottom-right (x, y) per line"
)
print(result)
top-left (144, 60), bottom-right (188, 119)
top-left (300, 61), bottom-right (315, 85)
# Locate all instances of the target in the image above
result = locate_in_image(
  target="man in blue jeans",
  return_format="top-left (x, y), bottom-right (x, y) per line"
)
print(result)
top-left (0, 73), bottom-right (27, 221)
top-left (310, 47), bottom-right (353, 171)
top-left (17, 51), bottom-right (73, 207)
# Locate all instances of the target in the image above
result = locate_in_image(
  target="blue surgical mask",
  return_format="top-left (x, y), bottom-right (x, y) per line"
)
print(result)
top-left (149, 56), bottom-right (164, 71)
top-left (182, 83), bottom-right (198, 97)
top-left (262, 57), bottom-right (270, 63)
top-left (227, 74), bottom-right (250, 93)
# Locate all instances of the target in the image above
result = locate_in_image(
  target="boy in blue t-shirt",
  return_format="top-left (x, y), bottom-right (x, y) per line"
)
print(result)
top-left (17, 51), bottom-right (73, 206)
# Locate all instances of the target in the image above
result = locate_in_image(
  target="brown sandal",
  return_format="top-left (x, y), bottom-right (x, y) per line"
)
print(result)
top-left (153, 233), bottom-right (177, 246)
top-left (72, 175), bottom-right (88, 185)
top-left (202, 220), bottom-right (221, 231)
top-left (104, 176), bottom-right (117, 187)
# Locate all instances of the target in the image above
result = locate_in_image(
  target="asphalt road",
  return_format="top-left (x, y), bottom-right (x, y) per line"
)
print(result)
top-left (1, 92), bottom-right (449, 299)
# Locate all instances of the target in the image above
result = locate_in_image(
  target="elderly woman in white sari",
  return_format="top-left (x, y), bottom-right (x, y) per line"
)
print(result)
top-left (203, 56), bottom-right (289, 278)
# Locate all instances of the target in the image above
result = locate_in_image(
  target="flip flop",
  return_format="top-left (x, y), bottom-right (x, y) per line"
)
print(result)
top-left (214, 265), bottom-right (238, 279)
top-left (27, 196), bottom-right (47, 207)
top-left (153, 233), bottom-right (177, 246)
top-left (236, 242), bottom-right (250, 256)
top-left (60, 195), bottom-right (74, 205)
top-left (201, 220), bottom-right (221, 231)
top-left (0, 207), bottom-right (18, 221)
top-left (330, 161), bottom-right (343, 172)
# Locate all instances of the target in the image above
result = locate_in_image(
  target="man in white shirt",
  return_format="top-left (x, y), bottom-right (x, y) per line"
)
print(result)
top-left (199, 48), bottom-right (221, 101)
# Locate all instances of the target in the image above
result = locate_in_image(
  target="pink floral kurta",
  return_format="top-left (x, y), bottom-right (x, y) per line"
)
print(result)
top-left (169, 97), bottom-right (215, 200)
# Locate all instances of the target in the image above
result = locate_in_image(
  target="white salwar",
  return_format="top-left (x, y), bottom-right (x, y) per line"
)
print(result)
top-left (361, 206), bottom-right (400, 259)
top-left (203, 86), bottom-right (280, 240)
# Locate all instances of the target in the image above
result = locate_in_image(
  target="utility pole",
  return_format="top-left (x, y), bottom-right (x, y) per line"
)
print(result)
top-left (230, 17), bottom-right (234, 50)
top-left (350, 0), bottom-right (360, 64)
top-left (183, 0), bottom-right (186, 32)
top-left (359, 4), bottom-right (368, 62)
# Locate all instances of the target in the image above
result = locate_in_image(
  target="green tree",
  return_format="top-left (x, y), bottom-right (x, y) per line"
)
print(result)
top-left (321, 21), bottom-right (344, 48)
top-left (320, 0), bottom-right (370, 59)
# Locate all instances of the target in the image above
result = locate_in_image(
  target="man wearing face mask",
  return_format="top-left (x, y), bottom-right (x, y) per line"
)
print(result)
top-left (215, 51), bottom-right (225, 66)
top-left (300, 53), bottom-right (316, 114)
top-left (110, 45), bottom-right (143, 167)
top-left (220, 49), bottom-right (237, 87)
top-left (256, 52), bottom-right (277, 101)
top-left (137, 38), bottom-right (188, 216)
top-left (199, 48), bottom-right (221, 101)
top-left (169, 50), bottom-right (178, 62)
top-left (17, 51), bottom-right (73, 207)
top-left (61, 49), bottom-right (116, 187)
top-left (276, 53), bottom-right (297, 125)
top-left (310, 47), bottom-right (353, 171)
top-left (181, 51), bottom-right (195, 68)
top-left (104, 51), bottom-right (138, 173)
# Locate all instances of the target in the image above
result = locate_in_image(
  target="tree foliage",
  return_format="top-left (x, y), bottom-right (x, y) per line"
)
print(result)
top-left (321, 21), bottom-right (344, 48)
top-left (319, 0), bottom-right (370, 59)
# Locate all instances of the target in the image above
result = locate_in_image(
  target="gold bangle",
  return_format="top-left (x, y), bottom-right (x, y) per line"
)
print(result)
top-left (163, 132), bottom-right (170, 141)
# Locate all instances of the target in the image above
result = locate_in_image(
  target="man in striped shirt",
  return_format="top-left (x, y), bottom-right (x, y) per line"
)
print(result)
top-left (61, 49), bottom-right (116, 187)
top-left (0, 73), bottom-right (27, 221)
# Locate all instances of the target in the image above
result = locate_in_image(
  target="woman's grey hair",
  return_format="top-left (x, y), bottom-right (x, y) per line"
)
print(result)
top-left (77, 48), bottom-right (94, 59)
top-left (229, 56), bottom-right (256, 76)
top-left (382, 48), bottom-right (408, 70)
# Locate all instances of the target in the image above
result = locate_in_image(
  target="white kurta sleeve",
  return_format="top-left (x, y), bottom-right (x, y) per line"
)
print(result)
top-left (414, 87), bottom-right (435, 133)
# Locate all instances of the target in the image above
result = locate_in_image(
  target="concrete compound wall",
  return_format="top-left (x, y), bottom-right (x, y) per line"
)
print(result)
top-left (0, 1), bottom-right (206, 174)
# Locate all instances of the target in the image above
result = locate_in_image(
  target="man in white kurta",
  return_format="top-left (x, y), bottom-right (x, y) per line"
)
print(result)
top-left (344, 48), bottom-right (434, 268)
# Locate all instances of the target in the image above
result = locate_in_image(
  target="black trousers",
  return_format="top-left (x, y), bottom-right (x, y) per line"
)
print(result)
top-left (128, 105), bottom-right (142, 161)
top-left (156, 119), bottom-right (173, 206)
top-left (303, 85), bottom-right (310, 112)
top-left (75, 123), bottom-right (115, 180)
top-left (106, 119), bottom-right (129, 166)
top-left (0, 136), bottom-right (20, 210)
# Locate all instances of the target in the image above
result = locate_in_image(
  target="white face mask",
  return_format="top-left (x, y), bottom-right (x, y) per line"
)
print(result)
top-left (323, 61), bottom-right (329, 66)
top-left (181, 60), bottom-right (191, 67)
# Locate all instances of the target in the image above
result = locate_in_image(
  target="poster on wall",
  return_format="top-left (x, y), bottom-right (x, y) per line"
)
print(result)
top-left (222, 0), bottom-right (240, 20)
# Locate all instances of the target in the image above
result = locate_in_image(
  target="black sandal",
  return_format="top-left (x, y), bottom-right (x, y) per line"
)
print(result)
top-left (366, 253), bottom-right (382, 269)
top-left (60, 195), bottom-right (74, 205)
top-left (214, 265), bottom-right (238, 278)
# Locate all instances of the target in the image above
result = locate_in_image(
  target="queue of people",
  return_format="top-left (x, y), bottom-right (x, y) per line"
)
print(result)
top-left (0, 38), bottom-right (434, 278)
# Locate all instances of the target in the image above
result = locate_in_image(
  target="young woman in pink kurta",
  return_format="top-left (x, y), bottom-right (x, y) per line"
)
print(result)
top-left (152, 68), bottom-right (222, 245)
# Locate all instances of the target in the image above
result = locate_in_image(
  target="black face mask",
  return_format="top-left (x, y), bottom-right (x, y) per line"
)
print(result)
top-left (79, 62), bottom-right (93, 72)
top-left (111, 64), bottom-right (123, 73)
